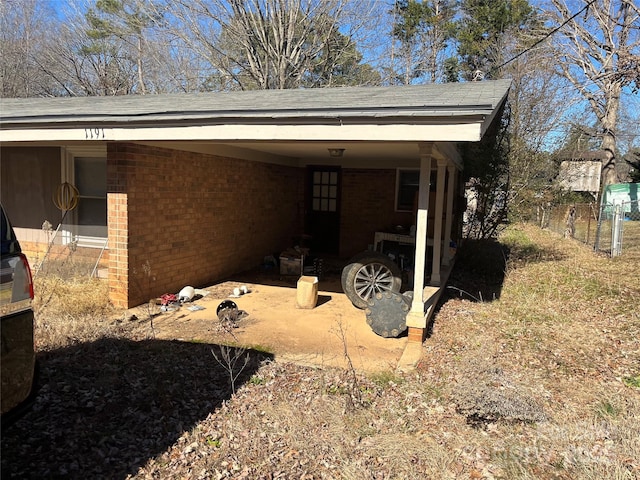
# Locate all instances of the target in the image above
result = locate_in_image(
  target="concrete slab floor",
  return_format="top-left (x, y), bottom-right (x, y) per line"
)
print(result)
top-left (135, 271), bottom-right (415, 373)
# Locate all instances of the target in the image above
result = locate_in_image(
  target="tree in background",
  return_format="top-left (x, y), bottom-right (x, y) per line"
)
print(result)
top-left (0, 0), bottom-right (60, 97)
top-left (506, 60), bottom-right (573, 220)
top-left (37, 5), bottom-right (138, 96)
top-left (547, 0), bottom-right (640, 190)
top-left (624, 150), bottom-right (640, 182)
top-left (81, 0), bottom-right (165, 94)
top-left (452, 0), bottom-right (547, 237)
top-left (461, 103), bottom-right (511, 239)
top-left (495, 5), bottom-right (571, 222)
top-left (390, 0), bottom-right (456, 84)
top-left (0, 0), bottom-right (200, 97)
top-left (455, 0), bottom-right (537, 81)
top-left (170, 0), bottom-right (377, 90)
top-left (304, 27), bottom-right (381, 87)
top-left (554, 124), bottom-right (602, 159)
top-left (84, 0), bottom-right (147, 94)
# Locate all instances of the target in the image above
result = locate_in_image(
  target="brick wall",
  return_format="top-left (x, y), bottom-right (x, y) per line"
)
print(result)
top-left (107, 143), bottom-right (304, 308)
top-left (340, 169), bottom-right (418, 257)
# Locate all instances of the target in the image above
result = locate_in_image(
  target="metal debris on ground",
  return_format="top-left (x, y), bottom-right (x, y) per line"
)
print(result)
top-left (187, 305), bottom-right (205, 312)
top-left (215, 300), bottom-right (248, 331)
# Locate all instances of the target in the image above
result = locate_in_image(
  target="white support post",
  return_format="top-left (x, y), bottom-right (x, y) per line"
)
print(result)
top-left (443, 165), bottom-right (456, 266)
top-left (430, 158), bottom-right (447, 286)
top-left (406, 143), bottom-right (433, 331)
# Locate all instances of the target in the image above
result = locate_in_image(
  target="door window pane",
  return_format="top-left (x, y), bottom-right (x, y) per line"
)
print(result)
top-left (311, 169), bottom-right (339, 212)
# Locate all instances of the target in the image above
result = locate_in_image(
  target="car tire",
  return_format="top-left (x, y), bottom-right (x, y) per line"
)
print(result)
top-left (341, 252), bottom-right (402, 309)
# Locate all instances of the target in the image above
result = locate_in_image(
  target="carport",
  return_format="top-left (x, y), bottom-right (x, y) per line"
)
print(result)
top-left (0, 80), bottom-right (511, 344)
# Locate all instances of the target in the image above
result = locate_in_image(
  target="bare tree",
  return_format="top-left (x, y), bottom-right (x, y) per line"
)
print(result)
top-left (547, 0), bottom-right (640, 188)
top-left (422, 0), bottom-right (456, 83)
top-left (390, 0), bottom-right (456, 85)
top-left (0, 0), bottom-right (61, 97)
top-left (507, 59), bottom-right (573, 217)
top-left (168, 0), bottom-right (378, 90)
top-left (142, 32), bottom-right (206, 93)
top-left (82, 0), bottom-right (162, 94)
top-left (26, 0), bottom-right (199, 96)
top-left (44, 14), bottom-right (137, 96)
top-left (500, 18), bottom-right (578, 219)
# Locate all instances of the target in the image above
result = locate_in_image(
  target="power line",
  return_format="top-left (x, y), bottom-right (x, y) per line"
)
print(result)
top-left (490, 0), bottom-right (599, 74)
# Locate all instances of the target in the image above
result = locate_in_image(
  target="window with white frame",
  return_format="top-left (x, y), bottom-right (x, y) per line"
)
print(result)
top-left (62, 148), bottom-right (107, 247)
top-left (395, 169), bottom-right (435, 212)
top-left (396, 169), bottom-right (419, 212)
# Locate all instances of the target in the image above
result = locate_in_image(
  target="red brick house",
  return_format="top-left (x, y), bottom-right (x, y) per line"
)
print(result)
top-left (1, 80), bottom-right (510, 341)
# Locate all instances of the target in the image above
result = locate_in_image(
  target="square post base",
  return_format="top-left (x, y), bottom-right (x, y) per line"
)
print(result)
top-left (407, 327), bottom-right (426, 343)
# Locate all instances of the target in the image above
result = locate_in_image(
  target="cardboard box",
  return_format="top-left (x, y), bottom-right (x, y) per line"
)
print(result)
top-left (280, 255), bottom-right (302, 276)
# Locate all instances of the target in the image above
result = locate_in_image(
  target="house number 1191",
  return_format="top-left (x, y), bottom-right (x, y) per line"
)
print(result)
top-left (85, 128), bottom-right (105, 139)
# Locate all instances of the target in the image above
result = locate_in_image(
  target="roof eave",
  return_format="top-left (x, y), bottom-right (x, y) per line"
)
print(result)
top-left (0, 121), bottom-right (485, 143)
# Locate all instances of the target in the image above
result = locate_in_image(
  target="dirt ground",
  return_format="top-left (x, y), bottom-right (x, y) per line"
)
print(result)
top-left (131, 267), bottom-right (409, 373)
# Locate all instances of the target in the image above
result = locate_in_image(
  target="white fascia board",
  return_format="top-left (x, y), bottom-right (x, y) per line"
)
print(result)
top-left (1, 122), bottom-right (483, 143)
top-left (479, 89), bottom-right (509, 138)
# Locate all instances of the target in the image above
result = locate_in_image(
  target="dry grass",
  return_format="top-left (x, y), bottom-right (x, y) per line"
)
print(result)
top-left (421, 223), bottom-right (640, 479)
top-left (32, 273), bottom-right (120, 350)
top-left (3, 223), bottom-right (639, 479)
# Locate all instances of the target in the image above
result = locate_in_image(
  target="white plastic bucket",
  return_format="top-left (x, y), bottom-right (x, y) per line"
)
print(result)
top-left (296, 276), bottom-right (319, 309)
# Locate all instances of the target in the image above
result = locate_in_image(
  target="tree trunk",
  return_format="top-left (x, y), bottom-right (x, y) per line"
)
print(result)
top-left (599, 81), bottom-right (621, 187)
top-left (137, 35), bottom-right (146, 94)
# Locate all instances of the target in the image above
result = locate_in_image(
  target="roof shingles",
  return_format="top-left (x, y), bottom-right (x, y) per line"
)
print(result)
top-left (0, 80), bottom-right (511, 127)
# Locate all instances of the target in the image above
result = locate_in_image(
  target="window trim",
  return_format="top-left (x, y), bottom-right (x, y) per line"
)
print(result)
top-left (61, 147), bottom-right (108, 249)
top-left (395, 168), bottom-right (420, 212)
top-left (395, 168), bottom-right (436, 213)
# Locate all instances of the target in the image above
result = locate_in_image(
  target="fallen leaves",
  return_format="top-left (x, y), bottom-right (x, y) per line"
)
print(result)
top-left (4, 224), bottom-right (640, 479)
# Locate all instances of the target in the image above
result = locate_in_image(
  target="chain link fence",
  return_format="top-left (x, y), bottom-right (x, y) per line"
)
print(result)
top-left (535, 200), bottom-right (640, 257)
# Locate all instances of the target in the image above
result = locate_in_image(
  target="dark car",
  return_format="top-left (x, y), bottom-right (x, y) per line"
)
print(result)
top-left (1, 205), bottom-right (36, 418)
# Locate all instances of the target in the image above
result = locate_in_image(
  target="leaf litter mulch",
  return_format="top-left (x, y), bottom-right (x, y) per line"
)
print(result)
top-left (2, 224), bottom-right (639, 479)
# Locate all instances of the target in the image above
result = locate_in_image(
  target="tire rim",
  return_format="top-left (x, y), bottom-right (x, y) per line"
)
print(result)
top-left (353, 262), bottom-right (396, 302)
